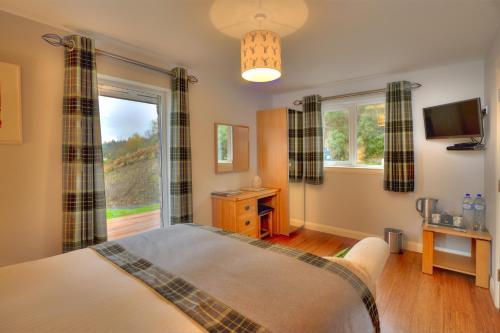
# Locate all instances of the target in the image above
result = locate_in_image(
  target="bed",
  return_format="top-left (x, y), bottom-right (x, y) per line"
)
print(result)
top-left (0, 224), bottom-right (389, 333)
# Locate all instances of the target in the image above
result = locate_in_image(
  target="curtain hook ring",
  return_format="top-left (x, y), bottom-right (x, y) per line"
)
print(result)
top-left (65, 39), bottom-right (75, 52)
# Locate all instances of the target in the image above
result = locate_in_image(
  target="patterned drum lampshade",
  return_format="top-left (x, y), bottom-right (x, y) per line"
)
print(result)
top-left (241, 30), bottom-right (281, 82)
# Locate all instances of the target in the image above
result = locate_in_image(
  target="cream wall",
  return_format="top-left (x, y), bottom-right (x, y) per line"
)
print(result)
top-left (0, 12), bottom-right (65, 266)
top-left (0, 11), bottom-right (270, 266)
top-left (273, 61), bottom-right (486, 253)
top-left (484, 29), bottom-right (500, 308)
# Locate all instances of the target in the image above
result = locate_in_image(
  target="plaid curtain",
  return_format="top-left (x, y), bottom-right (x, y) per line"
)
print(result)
top-left (288, 109), bottom-right (303, 182)
top-left (170, 67), bottom-right (193, 224)
top-left (62, 35), bottom-right (107, 252)
top-left (303, 95), bottom-right (324, 185)
top-left (384, 81), bottom-right (415, 192)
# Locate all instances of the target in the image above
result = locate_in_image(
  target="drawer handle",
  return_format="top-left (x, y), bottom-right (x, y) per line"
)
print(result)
top-left (245, 220), bottom-right (251, 226)
top-left (244, 205), bottom-right (250, 211)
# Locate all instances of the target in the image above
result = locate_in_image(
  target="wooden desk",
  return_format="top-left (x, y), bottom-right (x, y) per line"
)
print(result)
top-left (211, 189), bottom-right (280, 239)
top-left (422, 223), bottom-right (492, 288)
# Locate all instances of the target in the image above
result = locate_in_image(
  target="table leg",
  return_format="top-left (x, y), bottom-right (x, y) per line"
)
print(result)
top-left (475, 239), bottom-right (490, 288)
top-left (422, 230), bottom-right (434, 274)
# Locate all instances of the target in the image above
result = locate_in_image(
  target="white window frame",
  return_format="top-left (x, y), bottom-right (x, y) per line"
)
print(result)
top-left (323, 96), bottom-right (385, 170)
top-left (217, 124), bottom-right (233, 164)
top-left (97, 74), bottom-right (171, 227)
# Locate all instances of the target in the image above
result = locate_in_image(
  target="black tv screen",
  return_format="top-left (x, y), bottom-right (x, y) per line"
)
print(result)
top-left (423, 98), bottom-right (482, 139)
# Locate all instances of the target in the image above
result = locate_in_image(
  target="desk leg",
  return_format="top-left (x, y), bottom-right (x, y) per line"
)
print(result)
top-left (475, 239), bottom-right (490, 288)
top-left (269, 211), bottom-right (273, 237)
top-left (422, 230), bottom-right (434, 274)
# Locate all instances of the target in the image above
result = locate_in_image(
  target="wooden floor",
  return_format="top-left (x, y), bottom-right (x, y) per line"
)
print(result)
top-left (268, 228), bottom-right (500, 333)
top-left (107, 210), bottom-right (161, 240)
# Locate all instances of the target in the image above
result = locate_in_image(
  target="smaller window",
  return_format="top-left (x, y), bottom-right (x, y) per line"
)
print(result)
top-left (323, 99), bottom-right (385, 168)
top-left (217, 124), bottom-right (233, 163)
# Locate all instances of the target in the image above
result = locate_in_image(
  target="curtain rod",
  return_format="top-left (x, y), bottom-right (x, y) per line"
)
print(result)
top-left (41, 33), bottom-right (198, 84)
top-left (292, 82), bottom-right (422, 106)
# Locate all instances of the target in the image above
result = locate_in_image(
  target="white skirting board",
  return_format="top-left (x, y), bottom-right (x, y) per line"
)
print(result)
top-left (290, 219), bottom-right (470, 255)
top-left (490, 277), bottom-right (499, 309)
top-left (290, 219), bottom-right (422, 252)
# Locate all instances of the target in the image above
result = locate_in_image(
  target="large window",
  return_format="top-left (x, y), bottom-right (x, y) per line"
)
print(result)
top-left (323, 100), bottom-right (385, 168)
top-left (98, 79), bottom-right (169, 240)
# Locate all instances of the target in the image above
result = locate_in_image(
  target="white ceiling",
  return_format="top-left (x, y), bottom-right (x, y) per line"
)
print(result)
top-left (210, 0), bottom-right (309, 38)
top-left (1, 0), bottom-right (499, 93)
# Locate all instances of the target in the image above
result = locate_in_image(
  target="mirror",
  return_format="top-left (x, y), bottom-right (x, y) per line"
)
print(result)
top-left (214, 123), bottom-right (249, 173)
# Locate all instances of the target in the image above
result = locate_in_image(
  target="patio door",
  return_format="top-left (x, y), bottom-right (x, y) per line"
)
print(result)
top-left (98, 78), bottom-right (169, 240)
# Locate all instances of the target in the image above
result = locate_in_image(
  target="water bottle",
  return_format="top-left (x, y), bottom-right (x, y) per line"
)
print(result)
top-left (473, 194), bottom-right (486, 232)
top-left (462, 194), bottom-right (474, 230)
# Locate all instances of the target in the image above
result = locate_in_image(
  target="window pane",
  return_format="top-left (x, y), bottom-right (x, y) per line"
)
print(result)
top-left (323, 109), bottom-right (350, 164)
top-left (356, 103), bottom-right (385, 165)
top-left (99, 95), bottom-right (162, 240)
top-left (217, 125), bottom-right (232, 163)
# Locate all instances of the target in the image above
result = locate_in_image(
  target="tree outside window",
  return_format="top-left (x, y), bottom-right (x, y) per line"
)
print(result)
top-left (323, 101), bottom-right (385, 167)
top-left (356, 103), bottom-right (385, 165)
top-left (217, 124), bottom-right (233, 163)
top-left (324, 108), bottom-right (350, 163)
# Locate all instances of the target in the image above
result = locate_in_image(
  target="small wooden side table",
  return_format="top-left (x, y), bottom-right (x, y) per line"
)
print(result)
top-left (422, 223), bottom-right (492, 288)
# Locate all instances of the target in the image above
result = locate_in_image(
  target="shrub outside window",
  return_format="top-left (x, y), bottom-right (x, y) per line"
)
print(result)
top-left (323, 100), bottom-right (385, 168)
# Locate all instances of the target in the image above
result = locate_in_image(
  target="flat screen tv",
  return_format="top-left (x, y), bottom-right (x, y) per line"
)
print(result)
top-left (423, 98), bottom-right (483, 139)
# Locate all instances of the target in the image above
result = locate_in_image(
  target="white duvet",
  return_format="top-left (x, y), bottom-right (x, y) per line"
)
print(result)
top-left (0, 248), bottom-right (204, 333)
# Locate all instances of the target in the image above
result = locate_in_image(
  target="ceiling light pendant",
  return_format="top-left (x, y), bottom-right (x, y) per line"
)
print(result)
top-left (241, 30), bottom-right (281, 83)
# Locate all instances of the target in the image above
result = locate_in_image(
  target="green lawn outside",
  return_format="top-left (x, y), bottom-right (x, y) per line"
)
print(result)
top-left (106, 203), bottom-right (161, 220)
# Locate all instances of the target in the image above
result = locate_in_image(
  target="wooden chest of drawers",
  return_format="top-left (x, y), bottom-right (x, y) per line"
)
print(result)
top-left (211, 189), bottom-right (280, 238)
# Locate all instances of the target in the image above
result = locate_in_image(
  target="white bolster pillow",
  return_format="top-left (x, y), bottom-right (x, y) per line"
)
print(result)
top-left (344, 237), bottom-right (390, 283)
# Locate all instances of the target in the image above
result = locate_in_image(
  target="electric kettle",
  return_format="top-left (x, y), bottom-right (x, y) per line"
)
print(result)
top-left (416, 198), bottom-right (438, 220)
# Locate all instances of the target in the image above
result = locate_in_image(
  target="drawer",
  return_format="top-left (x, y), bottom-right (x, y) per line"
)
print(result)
top-left (241, 227), bottom-right (258, 238)
top-left (236, 199), bottom-right (256, 216)
top-left (237, 215), bottom-right (258, 233)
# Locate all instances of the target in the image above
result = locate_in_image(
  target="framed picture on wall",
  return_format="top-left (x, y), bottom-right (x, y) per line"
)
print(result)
top-left (0, 61), bottom-right (22, 144)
